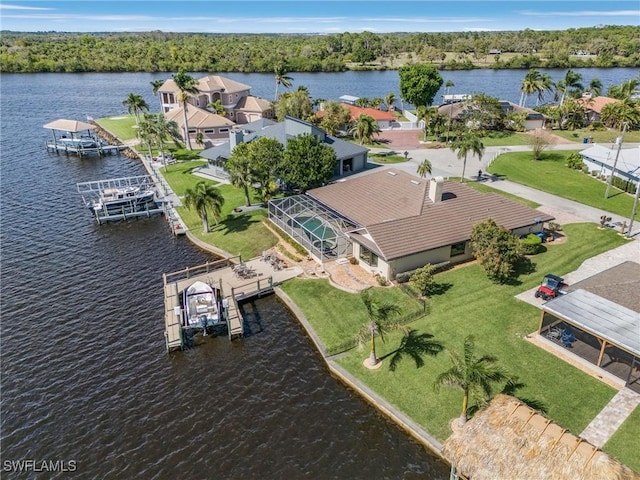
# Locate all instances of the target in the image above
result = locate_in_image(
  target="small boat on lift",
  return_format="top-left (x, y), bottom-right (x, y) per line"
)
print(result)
top-left (182, 281), bottom-right (220, 328)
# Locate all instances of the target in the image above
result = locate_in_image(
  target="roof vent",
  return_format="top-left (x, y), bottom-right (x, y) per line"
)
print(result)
top-left (387, 171), bottom-right (397, 176)
top-left (410, 180), bottom-right (420, 185)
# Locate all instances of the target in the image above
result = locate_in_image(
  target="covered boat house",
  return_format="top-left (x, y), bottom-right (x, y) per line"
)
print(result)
top-left (44, 119), bottom-right (119, 156)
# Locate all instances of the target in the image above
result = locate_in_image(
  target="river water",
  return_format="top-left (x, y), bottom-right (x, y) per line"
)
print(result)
top-left (0, 68), bottom-right (636, 479)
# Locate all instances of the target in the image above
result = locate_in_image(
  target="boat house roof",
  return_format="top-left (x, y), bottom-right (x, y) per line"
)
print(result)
top-left (43, 119), bottom-right (95, 132)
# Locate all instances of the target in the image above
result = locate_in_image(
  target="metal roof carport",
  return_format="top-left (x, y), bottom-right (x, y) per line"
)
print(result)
top-left (538, 289), bottom-right (640, 389)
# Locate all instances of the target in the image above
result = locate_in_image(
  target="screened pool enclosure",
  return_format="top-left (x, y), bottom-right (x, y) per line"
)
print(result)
top-left (268, 195), bottom-right (357, 262)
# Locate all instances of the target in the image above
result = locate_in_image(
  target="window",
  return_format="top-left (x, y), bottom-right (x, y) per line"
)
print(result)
top-left (188, 129), bottom-right (196, 134)
top-left (204, 129), bottom-right (214, 134)
top-left (219, 128), bottom-right (229, 133)
top-left (450, 241), bottom-right (466, 257)
top-left (359, 245), bottom-right (378, 267)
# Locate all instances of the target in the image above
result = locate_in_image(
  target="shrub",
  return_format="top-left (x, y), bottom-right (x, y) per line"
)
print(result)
top-left (374, 274), bottom-right (388, 286)
top-left (410, 263), bottom-right (437, 296)
top-left (566, 152), bottom-right (585, 170)
top-left (395, 271), bottom-right (411, 284)
top-left (520, 233), bottom-right (543, 255)
top-left (349, 256), bottom-right (358, 265)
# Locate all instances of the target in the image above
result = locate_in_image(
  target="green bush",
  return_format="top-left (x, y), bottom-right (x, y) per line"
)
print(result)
top-left (395, 271), bottom-right (411, 283)
top-left (349, 256), bottom-right (358, 265)
top-left (520, 233), bottom-right (543, 255)
top-left (566, 152), bottom-right (585, 170)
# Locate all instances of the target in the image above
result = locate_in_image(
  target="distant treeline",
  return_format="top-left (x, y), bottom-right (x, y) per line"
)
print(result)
top-left (1, 26), bottom-right (639, 73)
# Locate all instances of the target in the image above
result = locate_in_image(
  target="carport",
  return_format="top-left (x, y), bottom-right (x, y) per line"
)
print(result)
top-left (538, 289), bottom-right (640, 392)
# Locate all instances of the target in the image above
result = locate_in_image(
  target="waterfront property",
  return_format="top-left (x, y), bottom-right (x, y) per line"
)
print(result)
top-left (158, 74), bottom-right (273, 121)
top-left (44, 118), bottom-right (122, 156)
top-left (577, 95), bottom-right (622, 124)
top-left (437, 100), bottom-right (546, 131)
top-left (76, 175), bottom-right (164, 224)
top-left (164, 103), bottom-right (236, 147)
top-left (442, 394), bottom-right (639, 480)
top-left (199, 116), bottom-right (370, 180)
top-left (275, 169), bottom-right (553, 281)
top-left (317, 102), bottom-right (397, 130)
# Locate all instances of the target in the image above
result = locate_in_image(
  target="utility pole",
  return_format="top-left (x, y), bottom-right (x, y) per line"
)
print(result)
top-left (604, 122), bottom-right (628, 199)
top-left (626, 181), bottom-right (640, 239)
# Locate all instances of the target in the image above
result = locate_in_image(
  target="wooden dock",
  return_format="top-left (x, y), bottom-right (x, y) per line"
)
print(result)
top-left (46, 141), bottom-right (123, 156)
top-left (163, 256), bottom-right (302, 352)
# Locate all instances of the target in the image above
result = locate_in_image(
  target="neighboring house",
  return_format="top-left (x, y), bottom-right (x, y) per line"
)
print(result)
top-left (270, 169), bottom-right (553, 279)
top-left (317, 103), bottom-right (397, 130)
top-left (576, 95), bottom-right (621, 123)
top-left (164, 103), bottom-right (236, 147)
top-left (442, 394), bottom-right (637, 480)
top-left (158, 75), bottom-right (274, 123)
top-left (199, 116), bottom-right (369, 179)
top-left (437, 100), bottom-right (546, 131)
top-left (579, 144), bottom-right (640, 188)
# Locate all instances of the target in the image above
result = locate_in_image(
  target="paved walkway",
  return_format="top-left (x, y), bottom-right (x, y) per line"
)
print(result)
top-left (580, 388), bottom-right (640, 447)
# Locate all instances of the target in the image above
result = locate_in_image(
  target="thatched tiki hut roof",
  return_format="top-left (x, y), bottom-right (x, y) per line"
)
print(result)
top-left (442, 394), bottom-right (639, 480)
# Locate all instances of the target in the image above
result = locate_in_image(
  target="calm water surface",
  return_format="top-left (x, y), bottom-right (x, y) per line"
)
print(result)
top-left (0, 73), bottom-right (449, 479)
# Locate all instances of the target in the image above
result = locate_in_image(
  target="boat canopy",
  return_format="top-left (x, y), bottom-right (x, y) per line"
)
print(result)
top-left (43, 119), bottom-right (95, 132)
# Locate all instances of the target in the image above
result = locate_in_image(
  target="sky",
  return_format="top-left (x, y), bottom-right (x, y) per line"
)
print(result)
top-left (0, 1), bottom-right (638, 34)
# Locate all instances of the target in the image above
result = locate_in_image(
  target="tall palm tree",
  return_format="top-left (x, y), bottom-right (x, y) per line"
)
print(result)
top-left (536, 73), bottom-right (555, 106)
top-left (183, 181), bottom-right (225, 233)
top-left (519, 69), bottom-right (540, 107)
top-left (434, 335), bottom-right (511, 426)
top-left (417, 159), bottom-right (432, 178)
top-left (150, 79), bottom-right (165, 96)
top-left (556, 69), bottom-right (584, 106)
top-left (450, 134), bottom-right (484, 182)
top-left (349, 114), bottom-right (380, 145)
top-left (586, 78), bottom-right (603, 97)
top-left (274, 64), bottom-right (293, 101)
top-left (444, 79), bottom-right (455, 97)
top-left (385, 92), bottom-right (396, 112)
top-left (356, 289), bottom-right (401, 367)
top-left (172, 69), bottom-right (199, 150)
top-left (226, 143), bottom-right (254, 207)
top-left (607, 78), bottom-right (639, 101)
top-left (122, 93), bottom-right (149, 125)
top-left (207, 99), bottom-right (227, 116)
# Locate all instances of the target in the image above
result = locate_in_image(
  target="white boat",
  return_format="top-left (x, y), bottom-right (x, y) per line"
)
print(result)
top-left (88, 186), bottom-right (157, 214)
top-left (182, 281), bottom-right (220, 328)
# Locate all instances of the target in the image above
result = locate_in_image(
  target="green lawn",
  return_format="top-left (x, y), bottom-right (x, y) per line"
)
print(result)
top-left (465, 181), bottom-right (541, 208)
top-left (282, 223), bottom-right (627, 444)
top-left (368, 153), bottom-right (409, 164)
top-left (480, 131), bottom-right (533, 146)
top-left (488, 150), bottom-right (640, 220)
top-left (603, 405), bottom-right (640, 473)
top-left (550, 128), bottom-right (640, 144)
top-left (96, 115), bottom-right (138, 141)
top-left (161, 161), bottom-right (278, 259)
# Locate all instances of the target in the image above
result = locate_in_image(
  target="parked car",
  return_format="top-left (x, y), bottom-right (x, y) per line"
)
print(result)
top-left (535, 274), bottom-right (567, 301)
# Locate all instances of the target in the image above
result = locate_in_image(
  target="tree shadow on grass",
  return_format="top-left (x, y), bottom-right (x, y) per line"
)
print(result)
top-left (218, 214), bottom-right (258, 235)
top-left (381, 329), bottom-right (444, 372)
top-left (467, 377), bottom-right (548, 418)
top-left (425, 282), bottom-right (453, 297)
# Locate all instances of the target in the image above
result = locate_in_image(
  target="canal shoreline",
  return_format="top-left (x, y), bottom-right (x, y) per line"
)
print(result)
top-left (100, 122), bottom-right (449, 463)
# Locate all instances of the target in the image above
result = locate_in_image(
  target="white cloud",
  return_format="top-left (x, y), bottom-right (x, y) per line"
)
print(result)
top-left (0, 3), bottom-right (53, 10)
top-left (519, 9), bottom-right (640, 17)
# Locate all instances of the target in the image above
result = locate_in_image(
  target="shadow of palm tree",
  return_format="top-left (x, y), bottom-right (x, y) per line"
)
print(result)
top-left (501, 377), bottom-right (548, 414)
top-left (382, 329), bottom-right (444, 372)
top-left (219, 215), bottom-right (256, 234)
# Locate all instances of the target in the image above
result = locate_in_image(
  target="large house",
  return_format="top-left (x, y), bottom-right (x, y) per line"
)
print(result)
top-left (158, 74), bottom-right (273, 122)
top-left (199, 116), bottom-right (370, 179)
top-left (164, 103), bottom-right (236, 147)
top-left (269, 169), bottom-right (553, 281)
top-left (437, 100), bottom-right (546, 131)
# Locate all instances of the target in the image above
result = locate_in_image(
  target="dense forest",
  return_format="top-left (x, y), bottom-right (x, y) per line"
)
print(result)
top-left (1, 26), bottom-right (639, 73)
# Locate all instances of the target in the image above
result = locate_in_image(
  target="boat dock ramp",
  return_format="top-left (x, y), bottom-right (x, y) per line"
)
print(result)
top-left (163, 256), bottom-right (304, 352)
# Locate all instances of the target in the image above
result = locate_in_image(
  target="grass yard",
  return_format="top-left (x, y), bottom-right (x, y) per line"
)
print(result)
top-left (161, 161), bottom-right (278, 259)
top-left (368, 153), bottom-right (408, 164)
top-left (465, 181), bottom-right (540, 208)
top-left (282, 223), bottom-right (627, 446)
top-left (488, 150), bottom-right (640, 220)
top-left (603, 405), bottom-right (640, 473)
top-left (480, 131), bottom-right (533, 147)
top-left (96, 115), bottom-right (138, 141)
top-left (551, 128), bottom-right (640, 144)
top-left (280, 279), bottom-right (426, 355)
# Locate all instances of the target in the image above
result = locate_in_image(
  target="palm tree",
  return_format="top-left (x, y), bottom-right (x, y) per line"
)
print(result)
top-left (349, 114), bottom-right (380, 145)
top-left (150, 79), bottom-right (165, 96)
top-left (417, 159), bottom-right (432, 178)
top-left (385, 92), bottom-right (396, 112)
top-left (444, 79), bottom-right (455, 97)
top-left (537, 73), bottom-right (555, 106)
top-left (183, 181), bottom-right (225, 234)
top-left (556, 69), bottom-right (584, 106)
top-left (519, 69), bottom-right (540, 107)
top-left (172, 69), bottom-right (199, 150)
top-left (356, 289), bottom-right (401, 367)
top-left (226, 143), bottom-right (254, 207)
top-left (607, 78), bottom-right (639, 101)
top-left (207, 99), bottom-right (227, 116)
top-left (586, 78), bottom-right (603, 97)
top-left (450, 134), bottom-right (484, 182)
top-left (274, 64), bottom-right (293, 101)
top-left (122, 93), bottom-right (149, 125)
top-left (434, 335), bottom-right (511, 426)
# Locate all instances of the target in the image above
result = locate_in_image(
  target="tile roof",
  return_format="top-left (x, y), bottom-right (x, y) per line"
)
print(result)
top-left (317, 103), bottom-right (396, 122)
top-left (577, 96), bottom-right (620, 113)
top-left (158, 75), bottom-right (251, 94)
top-left (234, 95), bottom-right (273, 112)
top-left (164, 104), bottom-right (235, 129)
top-left (308, 170), bottom-right (554, 260)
